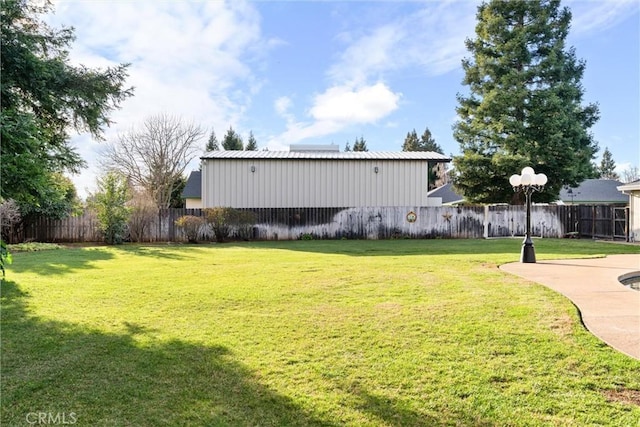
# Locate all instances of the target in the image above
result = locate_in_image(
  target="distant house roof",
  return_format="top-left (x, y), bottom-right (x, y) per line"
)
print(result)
top-left (427, 183), bottom-right (464, 205)
top-left (182, 170), bottom-right (201, 199)
top-left (201, 150), bottom-right (451, 161)
top-left (559, 179), bottom-right (628, 204)
top-left (617, 179), bottom-right (640, 193)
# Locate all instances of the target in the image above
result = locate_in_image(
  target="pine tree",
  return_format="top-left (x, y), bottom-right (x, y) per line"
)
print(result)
top-left (222, 126), bottom-right (243, 150)
top-left (205, 129), bottom-right (219, 151)
top-left (401, 130), bottom-right (420, 152)
top-left (353, 136), bottom-right (368, 152)
top-left (245, 131), bottom-right (258, 151)
top-left (344, 141), bottom-right (351, 152)
top-left (419, 127), bottom-right (443, 153)
top-left (403, 127), bottom-right (446, 189)
top-left (451, 0), bottom-right (599, 203)
top-left (598, 147), bottom-right (619, 180)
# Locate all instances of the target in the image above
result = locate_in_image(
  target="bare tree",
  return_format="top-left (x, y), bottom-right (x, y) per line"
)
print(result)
top-left (102, 114), bottom-right (205, 209)
top-left (621, 166), bottom-right (639, 183)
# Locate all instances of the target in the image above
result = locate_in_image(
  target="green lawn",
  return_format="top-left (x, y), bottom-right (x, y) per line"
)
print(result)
top-left (2, 239), bottom-right (639, 426)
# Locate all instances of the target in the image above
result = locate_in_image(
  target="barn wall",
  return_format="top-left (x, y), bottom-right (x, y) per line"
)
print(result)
top-left (201, 159), bottom-right (429, 208)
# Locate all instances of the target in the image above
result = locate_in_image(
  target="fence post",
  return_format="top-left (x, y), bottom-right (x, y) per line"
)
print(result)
top-left (483, 205), bottom-right (489, 239)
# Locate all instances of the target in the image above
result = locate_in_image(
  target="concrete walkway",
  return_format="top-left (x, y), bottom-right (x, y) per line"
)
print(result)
top-left (500, 254), bottom-right (640, 360)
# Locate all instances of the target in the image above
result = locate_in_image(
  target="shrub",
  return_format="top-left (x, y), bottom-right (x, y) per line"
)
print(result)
top-left (203, 207), bottom-right (234, 243)
top-left (175, 215), bottom-right (205, 243)
top-left (90, 173), bottom-right (131, 245)
top-left (7, 242), bottom-right (61, 252)
top-left (235, 210), bottom-right (257, 241)
top-left (203, 208), bottom-right (256, 243)
top-left (0, 239), bottom-right (12, 279)
top-left (0, 199), bottom-right (21, 242)
top-left (127, 189), bottom-right (158, 242)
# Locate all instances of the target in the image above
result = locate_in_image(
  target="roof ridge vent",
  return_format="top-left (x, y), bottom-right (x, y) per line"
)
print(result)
top-left (289, 143), bottom-right (340, 152)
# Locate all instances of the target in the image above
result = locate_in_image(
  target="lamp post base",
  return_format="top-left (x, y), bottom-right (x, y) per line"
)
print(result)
top-left (521, 241), bottom-right (536, 263)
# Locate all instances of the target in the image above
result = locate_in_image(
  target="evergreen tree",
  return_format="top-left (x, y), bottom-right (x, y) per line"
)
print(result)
top-left (245, 131), bottom-right (258, 151)
top-left (598, 147), bottom-right (619, 180)
top-left (403, 127), bottom-right (446, 189)
top-left (222, 126), bottom-right (243, 150)
top-left (344, 141), bottom-right (352, 152)
top-left (206, 129), bottom-right (219, 151)
top-left (451, 0), bottom-right (599, 203)
top-left (353, 136), bottom-right (368, 152)
top-left (402, 130), bottom-right (420, 152)
top-left (419, 127), bottom-right (443, 153)
top-left (1, 0), bottom-right (132, 213)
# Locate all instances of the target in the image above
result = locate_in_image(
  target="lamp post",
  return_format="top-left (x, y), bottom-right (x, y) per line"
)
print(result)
top-left (510, 167), bottom-right (547, 263)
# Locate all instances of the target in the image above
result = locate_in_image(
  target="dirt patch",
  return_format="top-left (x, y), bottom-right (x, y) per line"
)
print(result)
top-left (480, 263), bottom-right (498, 269)
top-left (547, 313), bottom-right (575, 338)
top-left (375, 302), bottom-right (403, 311)
top-left (603, 388), bottom-right (640, 406)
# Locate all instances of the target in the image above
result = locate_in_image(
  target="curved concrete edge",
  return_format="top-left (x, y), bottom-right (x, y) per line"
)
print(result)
top-left (500, 254), bottom-right (640, 360)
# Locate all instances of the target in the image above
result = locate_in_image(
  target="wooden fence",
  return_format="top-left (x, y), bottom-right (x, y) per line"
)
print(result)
top-left (14, 204), bottom-right (628, 243)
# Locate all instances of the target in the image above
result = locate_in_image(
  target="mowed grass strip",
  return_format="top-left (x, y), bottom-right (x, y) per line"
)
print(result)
top-left (2, 239), bottom-right (639, 426)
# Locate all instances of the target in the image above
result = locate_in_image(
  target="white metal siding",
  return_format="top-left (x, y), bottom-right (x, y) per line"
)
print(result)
top-left (202, 159), bottom-right (429, 208)
top-left (630, 192), bottom-right (640, 241)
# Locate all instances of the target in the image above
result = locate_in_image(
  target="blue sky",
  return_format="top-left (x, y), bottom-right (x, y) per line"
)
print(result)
top-left (46, 0), bottom-right (639, 197)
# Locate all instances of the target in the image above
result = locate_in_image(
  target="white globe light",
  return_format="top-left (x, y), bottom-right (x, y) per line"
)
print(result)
top-left (509, 174), bottom-right (521, 186)
top-left (520, 173), bottom-right (533, 186)
top-left (521, 166), bottom-right (535, 176)
top-left (535, 173), bottom-right (548, 186)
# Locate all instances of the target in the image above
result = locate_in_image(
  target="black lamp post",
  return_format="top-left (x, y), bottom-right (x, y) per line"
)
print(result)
top-left (510, 167), bottom-right (547, 263)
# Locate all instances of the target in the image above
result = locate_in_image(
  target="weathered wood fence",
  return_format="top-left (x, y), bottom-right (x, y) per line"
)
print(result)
top-left (14, 205), bottom-right (628, 243)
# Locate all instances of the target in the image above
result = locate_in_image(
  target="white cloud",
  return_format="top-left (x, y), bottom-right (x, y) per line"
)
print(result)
top-left (274, 96), bottom-right (294, 123)
top-left (267, 83), bottom-right (401, 148)
top-left (568, 0), bottom-right (639, 36)
top-left (310, 83), bottom-right (400, 124)
top-left (328, 24), bottom-right (405, 86)
top-left (329, 1), bottom-right (479, 83)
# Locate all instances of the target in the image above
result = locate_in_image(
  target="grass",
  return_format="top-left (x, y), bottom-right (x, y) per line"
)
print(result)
top-left (2, 238), bottom-right (639, 426)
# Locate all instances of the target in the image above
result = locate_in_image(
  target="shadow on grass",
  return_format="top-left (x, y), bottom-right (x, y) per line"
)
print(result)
top-left (350, 387), bottom-right (442, 426)
top-left (239, 238), bottom-right (640, 258)
top-left (0, 280), bottom-right (336, 426)
top-left (7, 247), bottom-right (116, 276)
top-left (6, 245), bottom-right (213, 277)
top-left (117, 244), bottom-right (213, 260)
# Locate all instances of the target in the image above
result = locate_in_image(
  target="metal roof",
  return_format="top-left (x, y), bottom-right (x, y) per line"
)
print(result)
top-left (182, 170), bottom-right (201, 199)
top-left (201, 150), bottom-right (451, 161)
top-left (427, 183), bottom-right (465, 204)
top-left (559, 179), bottom-right (628, 204)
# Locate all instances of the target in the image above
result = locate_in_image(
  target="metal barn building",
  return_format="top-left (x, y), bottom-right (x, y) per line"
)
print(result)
top-left (200, 149), bottom-right (450, 208)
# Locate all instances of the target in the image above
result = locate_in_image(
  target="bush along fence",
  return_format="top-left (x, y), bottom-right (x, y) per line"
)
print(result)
top-left (13, 204), bottom-right (628, 243)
